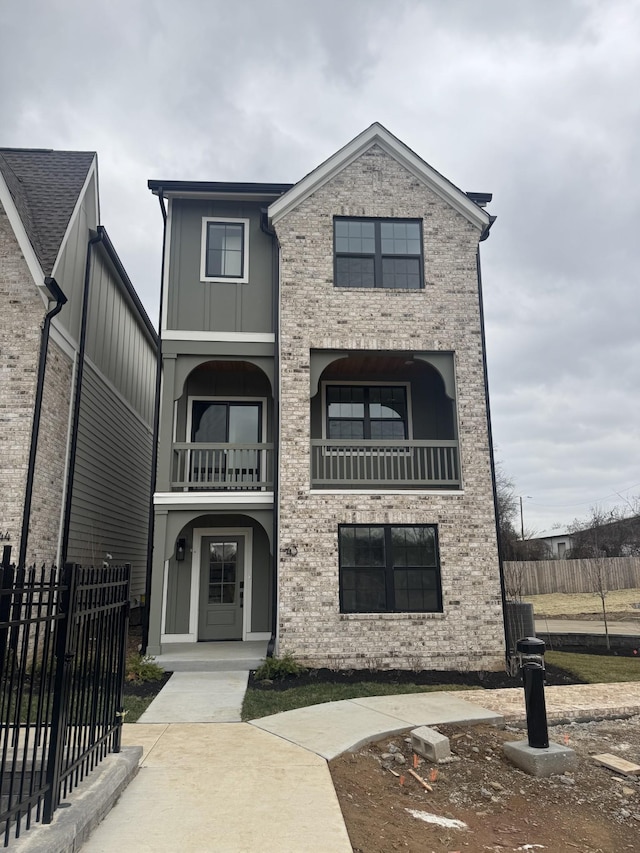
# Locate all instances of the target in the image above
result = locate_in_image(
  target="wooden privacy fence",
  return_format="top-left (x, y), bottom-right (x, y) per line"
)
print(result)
top-left (504, 556), bottom-right (640, 596)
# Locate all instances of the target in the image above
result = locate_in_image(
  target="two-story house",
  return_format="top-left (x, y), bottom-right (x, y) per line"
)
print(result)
top-left (147, 124), bottom-right (506, 671)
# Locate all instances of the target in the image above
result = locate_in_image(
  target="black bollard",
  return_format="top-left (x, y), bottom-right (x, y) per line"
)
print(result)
top-left (517, 637), bottom-right (549, 749)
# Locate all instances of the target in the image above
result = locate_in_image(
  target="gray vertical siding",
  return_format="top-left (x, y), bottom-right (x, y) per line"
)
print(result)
top-left (66, 363), bottom-right (153, 597)
top-left (85, 247), bottom-right (156, 425)
top-left (52, 182), bottom-right (97, 342)
top-left (167, 199), bottom-right (275, 333)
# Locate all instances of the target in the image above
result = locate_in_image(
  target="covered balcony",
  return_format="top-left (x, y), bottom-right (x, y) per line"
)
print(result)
top-left (170, 360), bottom-right (274, 492)
top-left (310, 351), bottom-right (460, 489)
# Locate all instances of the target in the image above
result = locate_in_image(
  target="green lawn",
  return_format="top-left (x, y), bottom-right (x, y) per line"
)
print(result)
top-left (546, 651), bottom-right (640, 684)
top-left (122, 694), bottom-right (156, 722)
top-left (241, 681), bottom-right (471, 721)
top-left (242, 652), bottom-right (640, 720)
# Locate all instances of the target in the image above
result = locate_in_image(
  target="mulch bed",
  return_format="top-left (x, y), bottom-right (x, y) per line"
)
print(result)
top-left (248, 662), bottom-right (584, 692)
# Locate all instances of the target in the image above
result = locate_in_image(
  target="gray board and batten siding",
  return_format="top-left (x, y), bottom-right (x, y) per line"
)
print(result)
top-left (66, 238), bottom-right (157, 600)
top-left (163, 514), bottom-right (272, 636)
top-left (166, 199), bottom-right (276, 334)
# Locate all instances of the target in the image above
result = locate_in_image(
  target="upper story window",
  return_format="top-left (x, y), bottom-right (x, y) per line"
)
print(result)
top-left (334, 218), bottom-right (423, 289)
top-left (326, 384), bottom-right (408, 440)
top-left (200, 217), bottom-right (250, 283)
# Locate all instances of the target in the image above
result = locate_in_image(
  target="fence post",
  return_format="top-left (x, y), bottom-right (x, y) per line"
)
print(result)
top-left (0, 547), bottom-right (13, 685)
top-left (114, 564), bottom-right (131, 753)
top-left (42, 563), bottom-right (78, 823)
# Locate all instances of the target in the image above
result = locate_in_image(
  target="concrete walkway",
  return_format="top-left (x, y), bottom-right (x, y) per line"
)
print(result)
top-left (138, 671), bottom-right (249, 723)
top-left (79, 682), bottom-right (640, 852)
top-left (535, 617), bottom-right (639, 636)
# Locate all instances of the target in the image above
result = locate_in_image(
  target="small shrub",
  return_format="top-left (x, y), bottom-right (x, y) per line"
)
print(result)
top-left (254, 654), bottom-right (307, 681)
top-left (126, 653), bottom-right (165, 684)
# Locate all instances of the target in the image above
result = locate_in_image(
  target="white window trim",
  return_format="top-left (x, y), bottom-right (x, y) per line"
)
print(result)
top-left (186, 396), bottom-right (268, 489)
top-left (186, 396), bottom-right (268, 445)
top-left (200, 217), bottom-right (250, 284)
top-left (161, 526), bottom-right (262, 643)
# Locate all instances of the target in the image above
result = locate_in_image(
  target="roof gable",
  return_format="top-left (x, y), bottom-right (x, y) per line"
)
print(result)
top-left (268, 123), bottom-right (491, 231)
top-left (0, 148), bottom-right (95, 275)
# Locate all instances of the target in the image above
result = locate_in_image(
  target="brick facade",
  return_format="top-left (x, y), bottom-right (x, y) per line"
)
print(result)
top-left (0, 200), bottom-right (74, 566)
top-left (0, 199), bottom-right (43, 555)
top-left (28, 339), bottom-right (73, 565)
top-left (276, 145), bottom-right (505, 671)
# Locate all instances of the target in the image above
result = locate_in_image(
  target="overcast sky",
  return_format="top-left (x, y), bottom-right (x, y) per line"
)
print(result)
top-left (2, 0), bottom-right (639, 534)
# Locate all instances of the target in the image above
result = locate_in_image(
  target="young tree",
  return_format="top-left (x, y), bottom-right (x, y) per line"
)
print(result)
top-left (495, 463), bottom-right (519, 563)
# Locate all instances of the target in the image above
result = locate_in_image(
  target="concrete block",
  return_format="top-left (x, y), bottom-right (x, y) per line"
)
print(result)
top-left (411, 725), bottom-right (451, 762)
top-left (503, 739), bottom-right (577, 777)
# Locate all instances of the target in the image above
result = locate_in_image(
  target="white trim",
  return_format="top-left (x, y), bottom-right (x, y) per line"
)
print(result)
top-left (275, 242), bottom-right (282, 659)
top-left (268, 123), bottom-right (490, 231)
top-left (245, 632), bottom-right (271, 642)
top-left (160, 559), bottom-right (170, 636)
top-left (153, 491), bottom-right (274, 506)
top-left (49, 321), bottom-right (77, 360)
top-left (192, 527), bottom-right (253, 641)
top-left (200, 217), bottom-right (250, 284)
top-left (160, 633), bottom-right (195, 643)
top-left (161, 330), bottom-right (275, 343)
top-left (56, 349), bottom-right (79, 567)
top-left (51, 159), bottom-right (97, 279)
top-left (186, 395), bottom-right (267, 443)
top-left (161, 198), bottom-right (172, 332)
top-left (0, 168), bottom-right (46, 290)
top-left (309, 488), bottom-right (464, 496)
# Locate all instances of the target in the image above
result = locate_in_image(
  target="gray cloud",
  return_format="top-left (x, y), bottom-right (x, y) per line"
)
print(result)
top-left (2, 0), bottom-right (639, 532)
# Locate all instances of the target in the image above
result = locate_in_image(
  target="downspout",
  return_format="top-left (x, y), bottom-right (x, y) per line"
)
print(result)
top-left (142, 189), bottom-right (167, 652)
top-left (261, 209), bottom-right (279, 658)
top-left (60, 232), bottom-right (103, 567)
top-left (476, 217), bottom-right (510, 667)
top-left (18, 278), bottom-right (67, 568)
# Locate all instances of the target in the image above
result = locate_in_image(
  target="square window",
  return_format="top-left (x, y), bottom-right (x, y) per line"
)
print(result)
top-left (339, 524), bottom-right (442, 613)
top-left (334, 218), bottom-right (423, 289)
top-left (201, 218), bottom-right (250, 282)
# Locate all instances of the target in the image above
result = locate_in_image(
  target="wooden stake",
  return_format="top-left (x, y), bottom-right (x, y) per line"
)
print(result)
top-left (408, 768), bottom-right (433, 791)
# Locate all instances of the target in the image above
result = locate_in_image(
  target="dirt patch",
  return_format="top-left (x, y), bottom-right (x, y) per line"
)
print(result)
top-left (330, 718), bottom-right (640, 852)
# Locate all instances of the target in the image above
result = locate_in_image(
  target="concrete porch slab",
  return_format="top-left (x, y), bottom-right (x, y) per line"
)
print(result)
top-left (153, 640), bottom-right (267, 672)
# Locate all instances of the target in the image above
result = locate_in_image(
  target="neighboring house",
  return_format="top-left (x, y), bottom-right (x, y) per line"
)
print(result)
top-left (147, 123), bottom-right (505, 670)
top-left (532, 532), bottom-right (574, 559)
top-left (0, 148), bottom-right (157, 603)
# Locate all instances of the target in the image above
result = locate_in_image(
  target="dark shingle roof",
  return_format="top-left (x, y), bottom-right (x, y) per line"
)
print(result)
top-left (0, 148), bottom-right (95, 275)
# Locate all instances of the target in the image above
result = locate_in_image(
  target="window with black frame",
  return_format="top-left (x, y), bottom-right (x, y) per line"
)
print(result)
top-left (326, 385), bottom-right (408, 440)
top-left (201, 218), bottom-right (248, 282)
top-left (334, 218), bottom-right (423, 289)
top-left (338, 524), bottom-right (442, 613)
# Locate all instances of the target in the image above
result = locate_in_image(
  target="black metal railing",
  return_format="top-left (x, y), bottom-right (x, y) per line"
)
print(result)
top-left (0, 548), bottom-right (130, 846)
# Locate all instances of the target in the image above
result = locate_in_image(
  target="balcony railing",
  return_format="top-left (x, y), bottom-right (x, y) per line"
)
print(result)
top-left (311, 440), bottom-right (460, 488)
top-left (172, 443), bottom-right (274, 490)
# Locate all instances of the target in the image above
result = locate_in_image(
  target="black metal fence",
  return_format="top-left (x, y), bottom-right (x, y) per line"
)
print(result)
top-left (0, 547), bottom-right (130, 846)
